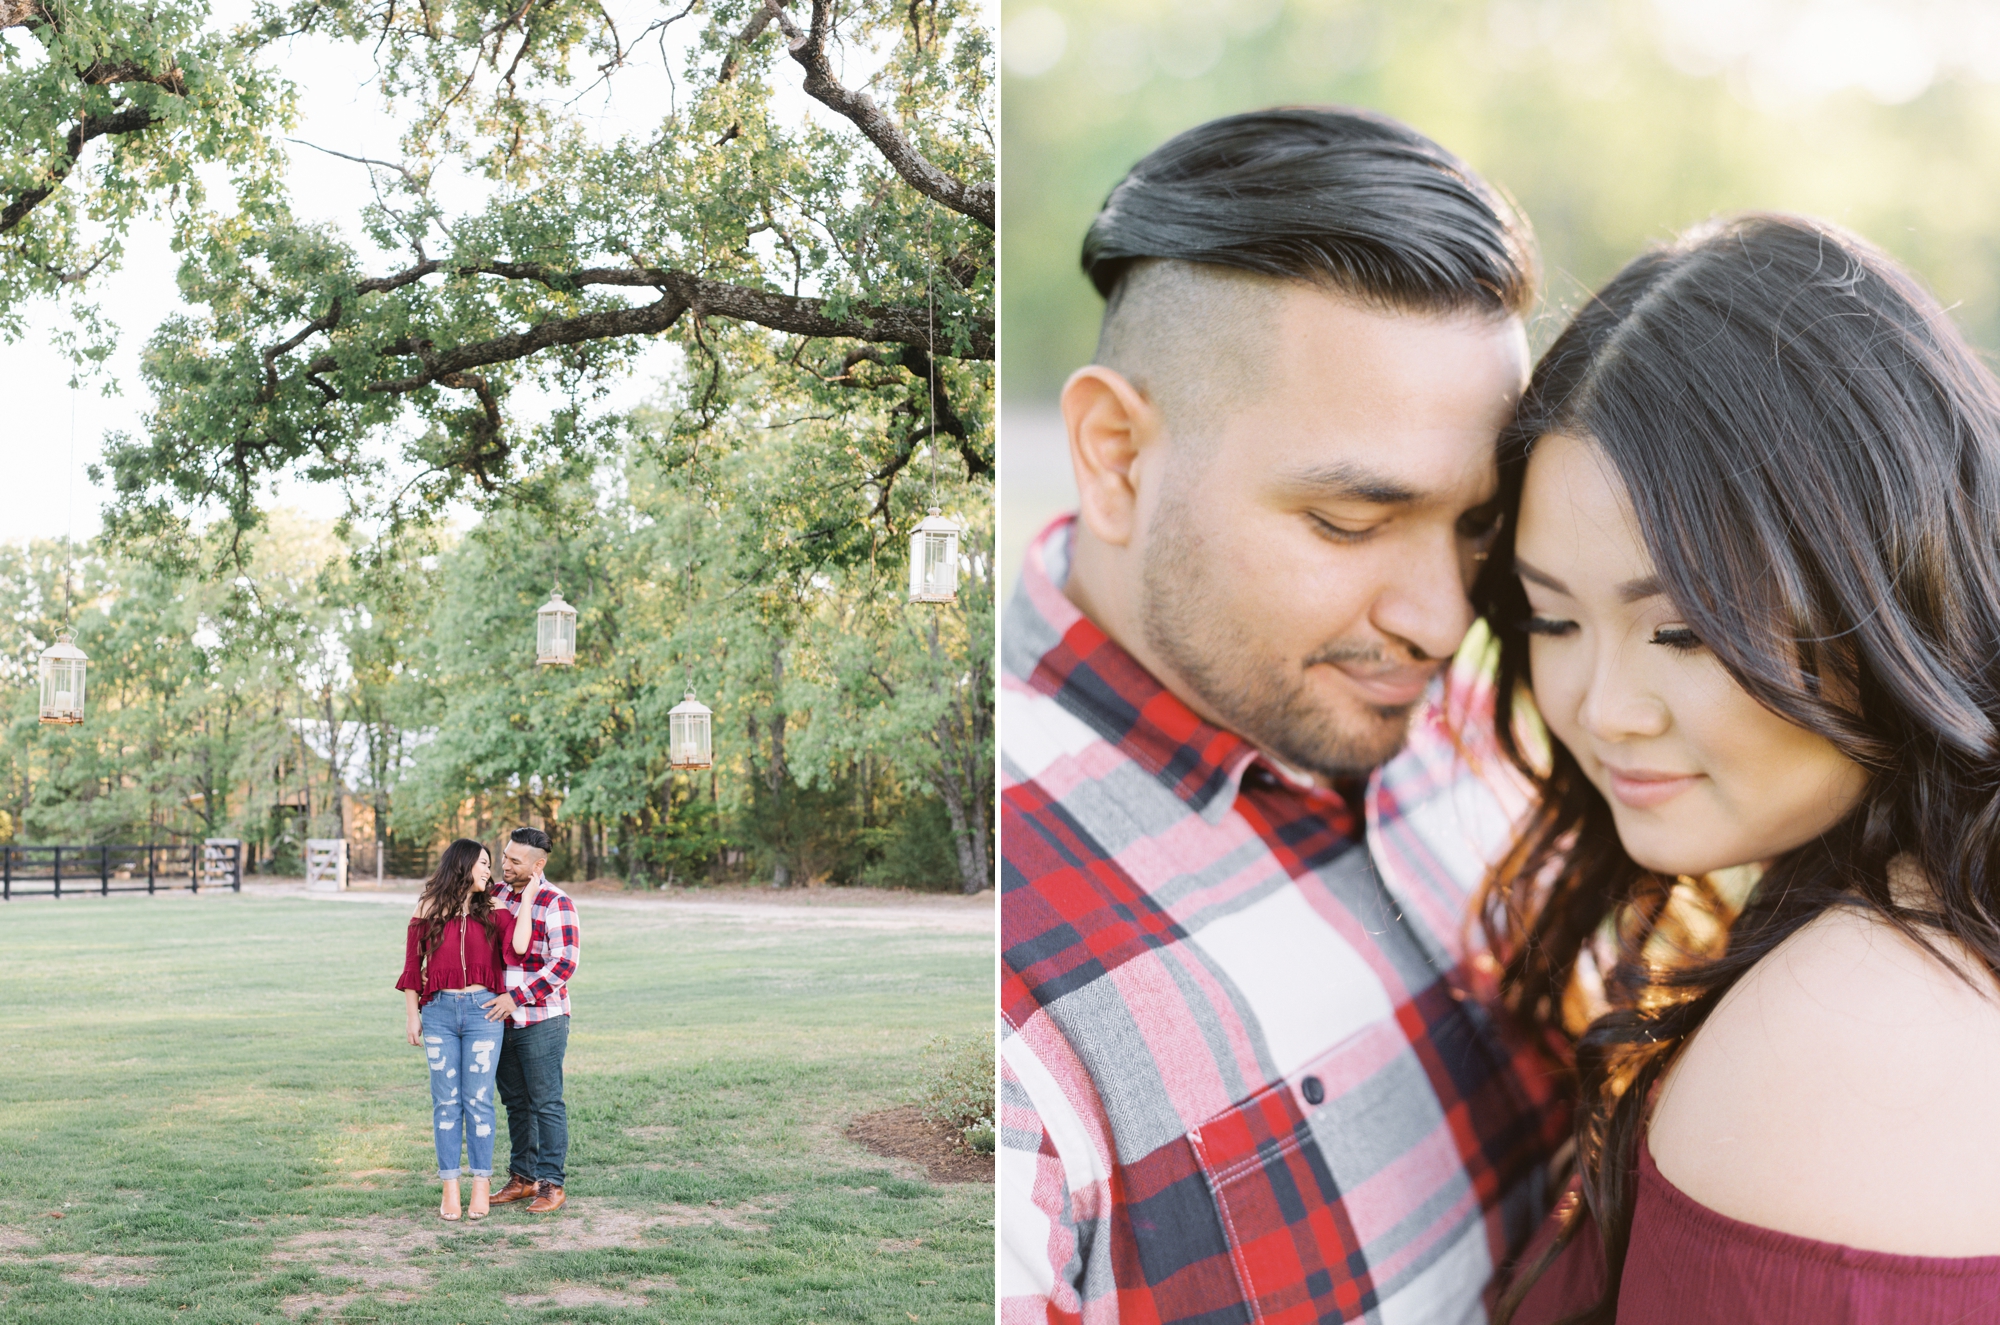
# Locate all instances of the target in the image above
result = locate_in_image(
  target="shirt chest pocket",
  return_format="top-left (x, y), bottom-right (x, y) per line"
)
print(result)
top-left (1185, 1074), bottom-right (1368, 1324)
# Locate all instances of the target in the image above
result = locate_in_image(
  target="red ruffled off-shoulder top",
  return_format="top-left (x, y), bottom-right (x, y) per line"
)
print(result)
top-left (1512, 1134), bottom-right (2000, 1323)
top-left (394, 912), bottom-right (507, 1008)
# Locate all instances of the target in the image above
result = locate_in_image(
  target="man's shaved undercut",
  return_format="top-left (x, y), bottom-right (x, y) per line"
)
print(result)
top-left (1094, 260), bottom-right (1282, 448)
top-left (1079, 107), bottom-right (1536, 455)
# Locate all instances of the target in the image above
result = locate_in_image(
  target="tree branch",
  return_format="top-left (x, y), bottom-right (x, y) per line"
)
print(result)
top-left (717, 0), bottom-right (782, 81)
top-left (0, 0), bottom-right (47, 28)
top-left (267, 258), bottom-right (989, 404)
top-left (765, 0), bottom-right (992, 229)
top-left (434, 370), bottom-right (509, 488)
top-left (2, 104), bottom-right (160, 234)
top-left (259, 297), bottom-right (342, 402)
top-left (80, 59), bottom-right (187, 94)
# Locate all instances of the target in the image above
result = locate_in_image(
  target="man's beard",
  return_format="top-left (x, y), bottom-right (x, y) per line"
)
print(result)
top-left (1138, 487), bottom-right (1424, 782)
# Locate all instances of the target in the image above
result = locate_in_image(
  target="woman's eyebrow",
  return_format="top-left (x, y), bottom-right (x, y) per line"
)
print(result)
top-left (1513, 555), bottom-right (1568, 594)
top-left (1515, 558), bottom-right (1667, 604)
top-left (1617, 574), bottom-right (1666, 604)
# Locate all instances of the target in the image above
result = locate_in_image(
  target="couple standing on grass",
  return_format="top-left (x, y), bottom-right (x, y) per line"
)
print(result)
top-left (394, 826), bottom-right (582, 1222)
top-left (1001, 107), bottom-right (2000, 1323)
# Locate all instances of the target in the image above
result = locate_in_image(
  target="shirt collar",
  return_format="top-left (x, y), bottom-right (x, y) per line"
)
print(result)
top-left (1006, 514), bottom-right (1352, 827)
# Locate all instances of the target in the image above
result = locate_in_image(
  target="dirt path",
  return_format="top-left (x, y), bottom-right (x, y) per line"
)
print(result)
top-left (238, 878), bottom-right (995, 934)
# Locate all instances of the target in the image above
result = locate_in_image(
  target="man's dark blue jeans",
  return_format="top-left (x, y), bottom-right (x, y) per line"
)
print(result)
top-left (496, 1013), bottom-right (569, 1186)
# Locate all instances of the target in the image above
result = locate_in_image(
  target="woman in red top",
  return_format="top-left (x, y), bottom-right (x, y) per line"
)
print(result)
top-left (1473, 215), bottom-right (2000, 1321)
top-left (396, 839), bottom-right (509, 1221)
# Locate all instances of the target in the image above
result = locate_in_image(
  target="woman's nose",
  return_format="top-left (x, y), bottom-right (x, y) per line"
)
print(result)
top-left (1578, 654), bottom-right (1670, 742)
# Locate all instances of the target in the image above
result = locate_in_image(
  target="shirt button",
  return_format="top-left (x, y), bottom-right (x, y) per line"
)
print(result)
top-left (1301, 1075), bottom-right (1325, 1106)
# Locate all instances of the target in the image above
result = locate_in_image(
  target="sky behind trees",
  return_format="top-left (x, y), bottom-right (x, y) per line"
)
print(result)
top-left (1, 0), bottom-right (993, 546)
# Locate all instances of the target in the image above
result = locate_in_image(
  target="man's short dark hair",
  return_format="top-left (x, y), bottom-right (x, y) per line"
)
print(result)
top-left (510, 826), bottom-right (552, 854)
top-left (1082, 106), bottom-right (1537, 316)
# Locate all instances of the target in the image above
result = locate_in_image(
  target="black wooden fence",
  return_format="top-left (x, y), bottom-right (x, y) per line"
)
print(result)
top-left (0, 841), bottom-right (243, 901)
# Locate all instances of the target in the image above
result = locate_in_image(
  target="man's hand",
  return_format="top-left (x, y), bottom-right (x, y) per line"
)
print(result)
top-left (406, 1013), bottom-right (424, 1046)
top-left (483, 992), bottom-right (518, 1022)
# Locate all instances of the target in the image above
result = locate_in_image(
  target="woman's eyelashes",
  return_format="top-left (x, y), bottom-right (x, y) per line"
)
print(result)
top-left (1650, 625), bottom-right (1702, 652)
top-left (1521, 615), bottom-right (1703, 652)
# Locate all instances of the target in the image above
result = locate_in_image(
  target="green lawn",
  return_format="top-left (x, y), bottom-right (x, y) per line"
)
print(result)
top-left (0, 891), bottom-right (994, 1323)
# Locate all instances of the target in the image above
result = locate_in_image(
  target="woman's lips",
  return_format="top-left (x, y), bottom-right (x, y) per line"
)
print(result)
top-left (1605, 766), bottom-right (1703, 809)
top-left (1328, 661), bottom-right (1439, 708)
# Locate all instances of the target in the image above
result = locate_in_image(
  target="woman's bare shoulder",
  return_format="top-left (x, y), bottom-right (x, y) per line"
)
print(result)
top-left (1648, 904), bottom-right (2000, 1255)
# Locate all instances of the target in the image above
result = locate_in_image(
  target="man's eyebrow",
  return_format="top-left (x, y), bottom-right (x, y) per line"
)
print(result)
top-left (1271, 461), bottom-right (1421, 505)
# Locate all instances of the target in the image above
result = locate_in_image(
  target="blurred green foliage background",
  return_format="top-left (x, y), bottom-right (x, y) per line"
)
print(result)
top-left (999, 0), bottom-right (2000, 567)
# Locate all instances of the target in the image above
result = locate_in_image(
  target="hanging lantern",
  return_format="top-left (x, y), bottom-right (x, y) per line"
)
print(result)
top-left (908, 508), bottom-right (963, 603)
top-left (668, 688), bottom-right (713, 771)
top-left (38, 631), bottom-right (88, 725)
top-left (535, 588), bottom-right (577, 666)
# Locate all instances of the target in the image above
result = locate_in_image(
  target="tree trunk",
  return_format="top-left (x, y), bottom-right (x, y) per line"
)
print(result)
top-left (935, 771), bottom-right (982, 894)
top-left (766, 647), bottom-right (792, 887)
top-left (922, 613), bottom-right (992, 893)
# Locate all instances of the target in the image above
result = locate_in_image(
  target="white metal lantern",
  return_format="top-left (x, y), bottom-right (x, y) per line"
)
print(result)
top-left (38, 631), bottom-right (88, 725)
top-left (535, 589), bottom-right (577, 666)
top-left (668, 688), bottom-right (713, 770)
top-left (908, 508), bottom-right (963, 603)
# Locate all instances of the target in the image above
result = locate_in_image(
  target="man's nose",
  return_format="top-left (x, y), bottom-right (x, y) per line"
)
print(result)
top-left (1368, 536), bottom-right (1475, 664)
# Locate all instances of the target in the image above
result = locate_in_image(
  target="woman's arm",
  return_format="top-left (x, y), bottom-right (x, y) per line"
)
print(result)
top-left (510, 879), bottom-right (541, 956)
top-left (405, 988), bottom-right (423, 1046)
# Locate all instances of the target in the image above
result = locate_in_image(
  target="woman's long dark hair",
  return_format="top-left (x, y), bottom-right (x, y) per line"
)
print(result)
top-left (416, 839), bottom-right (496, 965)
top-left (1476, 213), bottom-right (2000, 1322)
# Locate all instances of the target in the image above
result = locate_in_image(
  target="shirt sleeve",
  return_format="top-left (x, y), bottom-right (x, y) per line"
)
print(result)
top-left (395, 918), bottom-right (427, 995)
top-left (999, 1045), bottom-right (1091, 1325)
top-left (513, 893), bottom-right (580, 1007)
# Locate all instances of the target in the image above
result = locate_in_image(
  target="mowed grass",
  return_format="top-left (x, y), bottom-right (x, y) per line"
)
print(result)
top-left (0, 892), bottom-right (994, 1323)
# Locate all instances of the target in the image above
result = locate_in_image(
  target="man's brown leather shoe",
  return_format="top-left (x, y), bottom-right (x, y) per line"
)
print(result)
top-left (527, 1182), bottom-right (566, 1214)
top-left (490, 1174), bottom-right (538, 1204)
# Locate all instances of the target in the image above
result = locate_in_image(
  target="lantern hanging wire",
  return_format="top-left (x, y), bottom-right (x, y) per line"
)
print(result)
top-left (38, 81), bottom-right (93, 724)
top-left (40, 377), bottom-right (89, 725)
top-left (910, 197), bottom-right (963, 605)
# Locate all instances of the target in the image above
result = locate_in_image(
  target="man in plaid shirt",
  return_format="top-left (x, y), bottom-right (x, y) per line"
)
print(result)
top-left (483, 826), bottom-right (581, 1214)
top-left (1001, 109), bottom-right (1567, 1325)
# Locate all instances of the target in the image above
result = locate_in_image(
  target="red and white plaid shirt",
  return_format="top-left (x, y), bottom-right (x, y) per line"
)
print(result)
top-left (1001, 516), bottom-right (1568, 1325)
top-left (495, 876), bottom-right (580, 1027)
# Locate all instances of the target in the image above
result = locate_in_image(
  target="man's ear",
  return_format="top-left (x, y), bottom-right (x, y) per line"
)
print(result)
top-left (1062, 365), bottom-right (1163, 549)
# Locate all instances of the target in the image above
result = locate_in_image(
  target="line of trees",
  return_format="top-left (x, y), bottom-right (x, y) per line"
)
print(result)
top-left (0, 407), bottom-right (992, 891)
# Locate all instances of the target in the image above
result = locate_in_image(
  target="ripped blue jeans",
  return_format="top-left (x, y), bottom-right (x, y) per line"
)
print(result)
top-left (420, 989), bottom-right (503, 1179)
